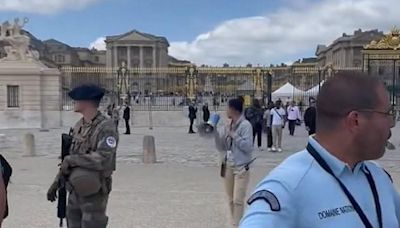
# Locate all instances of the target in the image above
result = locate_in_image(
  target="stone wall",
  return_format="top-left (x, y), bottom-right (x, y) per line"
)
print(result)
top-left (0, 61), bottom-right (61, 129)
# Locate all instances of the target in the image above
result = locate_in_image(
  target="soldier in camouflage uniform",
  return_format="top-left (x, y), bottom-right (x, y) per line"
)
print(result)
top-left (47, 84), bottom-right (118, 228)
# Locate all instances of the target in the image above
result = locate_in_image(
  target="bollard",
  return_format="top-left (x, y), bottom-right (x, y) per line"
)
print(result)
top-left (22, 133), bottom-right (36, 157)
top-left (143, 135), bottom-right (156, 164)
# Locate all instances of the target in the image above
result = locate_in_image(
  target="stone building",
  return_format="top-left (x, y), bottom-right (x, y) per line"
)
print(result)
top-left (291, 57), bottom-right (318, 90)
top-left (105, 30), bottom-right (169, 68)
top-left (0, 20), bottom-right (61, 129)
top-left (316, 29), bottom-right (384, 68)
top-left (74, 47), bottom-right (106, 66)
top-left (43, 39), bottom-right (82, 67)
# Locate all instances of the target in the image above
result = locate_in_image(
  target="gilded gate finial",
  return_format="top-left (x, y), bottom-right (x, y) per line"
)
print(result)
top-left (365, 26), bottom-right (400, 50)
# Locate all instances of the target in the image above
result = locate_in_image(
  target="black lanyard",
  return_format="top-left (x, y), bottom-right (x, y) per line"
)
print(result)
top-left (306, 143), bottom-right (382, 228)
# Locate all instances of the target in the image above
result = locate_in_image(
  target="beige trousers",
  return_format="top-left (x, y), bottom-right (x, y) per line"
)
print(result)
top-left (272, 125), bottom-right (283, 148)
top-left (224, 165), bottom-right (250, 227)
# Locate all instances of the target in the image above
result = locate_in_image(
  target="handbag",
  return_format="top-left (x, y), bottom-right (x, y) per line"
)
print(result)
top-left (220, 161), bottom-right (226, 178)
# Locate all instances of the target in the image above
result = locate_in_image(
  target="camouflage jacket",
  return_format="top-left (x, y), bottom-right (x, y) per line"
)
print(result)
top-left (68, 112), bottom-right (118, 177)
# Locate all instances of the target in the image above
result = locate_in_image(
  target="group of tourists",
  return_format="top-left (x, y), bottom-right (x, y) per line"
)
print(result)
top-left (106, 103), bottom-right (131, 135)
top-left (243, 98), bottom-right (317, 153)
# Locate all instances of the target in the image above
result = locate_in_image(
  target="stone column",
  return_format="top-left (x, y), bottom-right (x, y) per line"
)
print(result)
top-left (152, 46), bottom-right (156, 68)
top-left (114, 45), bottom-right (118, 68)
top-left (140, 46), bottom-right (144, 68)
top-left (127, 46), bottom-right (131, 68)
top-left (106, 44), bottom-right (112, 68)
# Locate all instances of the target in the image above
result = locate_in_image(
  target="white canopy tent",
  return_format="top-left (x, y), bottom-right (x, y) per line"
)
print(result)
top-left (272, 82), bottom-right (304, 101)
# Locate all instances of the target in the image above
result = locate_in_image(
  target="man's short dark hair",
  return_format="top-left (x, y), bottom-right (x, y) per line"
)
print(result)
top-left (237, 96), bottom-right (245, 104)
top-left (316, 71), bottom-right (383, 131)
top-left (229, 98), bottom-right (244, 113)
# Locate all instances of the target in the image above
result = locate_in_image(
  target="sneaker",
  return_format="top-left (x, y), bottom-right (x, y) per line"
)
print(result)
top-left (277, 148), bottom-right (283, 152)
top-left (271, 146), bottom-right (276, 151)
top-left (258, 147), bottom-right (264, 152)
top-left (267, 148), bottom-right (273, 152)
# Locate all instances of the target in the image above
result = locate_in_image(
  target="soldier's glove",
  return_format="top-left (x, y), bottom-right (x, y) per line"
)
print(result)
top-left (60, 156), bottom-right (71, 175)
top-left (47, 181), bottom-right (58, 202)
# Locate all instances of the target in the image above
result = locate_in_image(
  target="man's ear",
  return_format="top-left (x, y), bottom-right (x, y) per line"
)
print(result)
top-left (345, 111), bottom-right (361, 132)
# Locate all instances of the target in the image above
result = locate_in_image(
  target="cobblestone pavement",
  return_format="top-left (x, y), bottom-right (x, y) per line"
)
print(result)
top-left (0, 123), bottom-right (400, 227)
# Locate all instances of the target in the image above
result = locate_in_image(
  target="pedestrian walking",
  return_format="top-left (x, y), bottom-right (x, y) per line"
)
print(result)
top-left (203, 103), bottom-right (210, 123)
top-left (304, 98), bottom-right (317, 135)
top-left (264, 101), bottom-right (274, 151)
top-left (270, 100), bottom-right (286, 152)
top-left (123, 103), bottom-right (131, 135)
top-left (188, 102), bottom-right (197, 134)
top-left (215, 98), bottom-right (253, 227)
top-left (245, 99), bottom-right (264, 150)
top-left (287, 101), bottom-right (301, 136)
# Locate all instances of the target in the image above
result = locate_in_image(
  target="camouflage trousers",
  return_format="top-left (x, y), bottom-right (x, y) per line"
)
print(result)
top-left (67, 191), bottom-right (109, 228)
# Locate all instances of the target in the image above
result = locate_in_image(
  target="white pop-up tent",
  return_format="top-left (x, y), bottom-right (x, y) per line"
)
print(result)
top-left (272, 82), bottom-right (304, 100)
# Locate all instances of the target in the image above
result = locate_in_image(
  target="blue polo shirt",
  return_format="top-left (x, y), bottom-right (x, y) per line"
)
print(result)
top-left (240, 137), bottom-right (400, 228)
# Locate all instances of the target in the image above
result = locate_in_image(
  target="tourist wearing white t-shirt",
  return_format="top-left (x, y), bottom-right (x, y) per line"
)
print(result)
top-left (287, 101), bottom-right (301, 136)
top-left (270, 100), bottom-right (286, 152)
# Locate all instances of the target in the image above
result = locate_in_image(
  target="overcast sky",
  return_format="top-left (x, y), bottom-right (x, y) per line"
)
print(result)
top-left (0, 0), bottom-right (398, 66)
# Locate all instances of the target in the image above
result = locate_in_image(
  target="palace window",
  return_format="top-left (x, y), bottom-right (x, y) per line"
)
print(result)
top-left (55, 54), bottom-right (65, 63)
top-left (7, 85), bottom-right (19, 108)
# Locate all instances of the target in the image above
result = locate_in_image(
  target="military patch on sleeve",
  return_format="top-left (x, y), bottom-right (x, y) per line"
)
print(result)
top-left (106, 136), bottom-right (117, 148)
top-left (247, 190), bottom-right (281, 211)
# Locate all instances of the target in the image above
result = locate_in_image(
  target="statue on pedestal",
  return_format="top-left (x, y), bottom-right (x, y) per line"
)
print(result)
top-left (0, 17), bottom-right (39, 62)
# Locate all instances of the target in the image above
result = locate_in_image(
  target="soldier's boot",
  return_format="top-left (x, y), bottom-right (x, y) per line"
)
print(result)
top-left (82, 212), bottom-right (108, 228)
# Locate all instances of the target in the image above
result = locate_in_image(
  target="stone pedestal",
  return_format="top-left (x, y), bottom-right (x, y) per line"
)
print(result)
top-left (143, 135), bottom-right (156, 164)
top-left (0, 60), bottom-right (61, 129)
top-left (22, 133), bottom-right (35, 156)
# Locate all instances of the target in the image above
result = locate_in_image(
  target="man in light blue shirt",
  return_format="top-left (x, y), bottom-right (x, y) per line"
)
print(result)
top-left (240, 72), bottom-right (400, 228)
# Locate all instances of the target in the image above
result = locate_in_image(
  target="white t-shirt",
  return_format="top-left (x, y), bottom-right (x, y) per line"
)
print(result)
top-left (287, 106), bottom-right (300, 121)
top-left (271, 108), bottom-right (286, 126)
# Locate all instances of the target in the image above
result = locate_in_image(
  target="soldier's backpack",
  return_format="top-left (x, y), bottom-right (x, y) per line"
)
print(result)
top-left (0, 154), bottom-right (12, 218)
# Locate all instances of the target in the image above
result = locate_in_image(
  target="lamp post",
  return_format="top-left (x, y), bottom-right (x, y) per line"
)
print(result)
top-left (117, 61), bottom-right (130, 106)
top-left (267, 70), bottom-right (273, 103)
top-left (253, 68), bottom-right (264, 100)
top-left (185, 66), bottom-right (198, 102)
top-left (392, 60), bottom-right (396, 108)
top-left (318, 66), bottom-right (322, 94)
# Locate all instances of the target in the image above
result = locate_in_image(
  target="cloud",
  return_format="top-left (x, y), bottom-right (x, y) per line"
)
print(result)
top-left (0, 0), bottom-right (101, 14)
top-left (89, 37), bottom-right (106, 50)
top-left (169, 0), bottom-right (400, 66)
